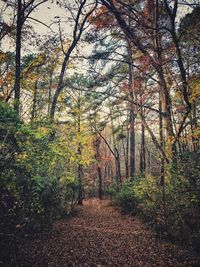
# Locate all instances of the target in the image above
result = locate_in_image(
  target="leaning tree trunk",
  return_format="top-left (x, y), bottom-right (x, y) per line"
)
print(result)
top-left (128, 39), bottom-right (136, 180)
top-left (49, 0), bottom-right (95, 121)
top-left (47, 70), bottom-right (53, 116)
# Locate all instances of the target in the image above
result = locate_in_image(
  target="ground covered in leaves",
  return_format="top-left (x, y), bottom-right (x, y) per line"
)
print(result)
top-left (20, 199), bottom-right (200, 266)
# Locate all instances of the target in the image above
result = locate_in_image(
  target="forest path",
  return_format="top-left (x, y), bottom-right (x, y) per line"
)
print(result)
top-left (20, 198), bottom-right (199, 267)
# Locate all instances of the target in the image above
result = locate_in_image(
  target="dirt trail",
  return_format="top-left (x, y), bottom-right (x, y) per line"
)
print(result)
top-left (20, 199), bottom-right (200, 266)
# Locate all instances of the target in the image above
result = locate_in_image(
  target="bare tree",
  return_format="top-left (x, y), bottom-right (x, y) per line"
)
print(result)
top-left (50, 0), bottom-right (97, 121)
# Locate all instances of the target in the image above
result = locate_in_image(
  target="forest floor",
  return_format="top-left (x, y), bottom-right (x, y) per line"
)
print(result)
top-left (20, 198), bottom-right (200, 267)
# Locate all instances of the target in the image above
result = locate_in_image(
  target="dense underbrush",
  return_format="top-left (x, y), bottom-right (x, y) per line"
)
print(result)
top-left (108, 154), bottom-right (200, 253)
top-left (0, 101), bottom-right (78, 265)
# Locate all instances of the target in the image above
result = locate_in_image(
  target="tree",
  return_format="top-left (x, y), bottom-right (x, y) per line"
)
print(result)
top-left (98, 0), bottom-right (175, 159)
top-left (11, 0), bottom-right (48, 115)
top-left (50, 0), bottom-right (96, 121)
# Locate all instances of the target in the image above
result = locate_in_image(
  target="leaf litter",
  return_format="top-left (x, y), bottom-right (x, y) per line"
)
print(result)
top-left (19, 199), bottom-right (200, 266)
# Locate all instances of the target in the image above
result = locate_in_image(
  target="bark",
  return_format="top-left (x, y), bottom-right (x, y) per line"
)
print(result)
top-left (155, 0), bottom-right (165, 190)
top-left (98, 165), bottom-right (103, 199)
top-left (111, 113), bottom-right (122, 187)
top-left (13, 0), bottom-right (48, 116)
top-left (94, 137), bottom-right (104, 199)
top-left (31, 80), bottom-right (38, 122)
top-left (77, 98), bottom-right (83, 205)
top-left (126, 123), bottom-right (130, 179)
top-left (129, 110), bottom-right (135, 179)
top-left (127, 37), bottom-right (135, 179)
top-left (14, 0), bottom-right (22, 115)
top-left (159, 92), bottom-right (166, 217)
top-left (50, 49), bottom-right (72, 120)
top-left (163, 0), bottom-right (191, 110)
top-left (47, 70), bottom-right (53, 115)
top-left (122, 136), bottom-right (129, 180)
top-left (114, 146), bottom-right (122, 189)
top-left (140, 113), bottom-right (146, 175)
top-left (77, 157), bottom-right (83, 205)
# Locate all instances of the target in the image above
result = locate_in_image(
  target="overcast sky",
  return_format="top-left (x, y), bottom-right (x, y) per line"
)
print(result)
top-left (0, 1), bottom-right (73, 52)
top-left (0, 0), bottom-right (193, 54)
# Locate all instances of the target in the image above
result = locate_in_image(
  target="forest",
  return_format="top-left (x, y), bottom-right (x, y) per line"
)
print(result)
top-left (0, 0), bottom-right (200, 266)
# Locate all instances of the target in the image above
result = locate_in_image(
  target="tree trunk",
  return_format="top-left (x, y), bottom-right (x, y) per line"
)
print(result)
top-left (50, 55), bottom-right (68, 120)
top-left (77, 98), bottom-right (83, 205)
top-left (95, 137), bottom-right (104, 199)
top-left (31, 80), bottom-right (38, 122)
top-left (47, 70), bottom-right (53, 116)
top-left (77, 158), bottom-right (83, 205)
top-left (159, 92), bottom-right (166, 217)
top-left (98, 165), bottom-right (103, 199)
top-left (14, 0), bottom-right (22, 116)
top-left (129, 109), bottom-right (135, 179)
top-left (114, 147), bottom-right (122, 189)
top-left (126, 120), bottom-right (129, 179)
top-left (140, 113), bottom-right (146, 175)
top-left (122, 137), bottom-right (129, 180)
top-left (128, 39), bottom-right (135, 179)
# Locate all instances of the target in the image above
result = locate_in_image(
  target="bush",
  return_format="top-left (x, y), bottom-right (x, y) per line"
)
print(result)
top-left (117, 182), bottom-right (138, 214)
top-left (106, 185), bottom-right (118, 202)
top-left (113, 151), bottom-right (200, 249)
top-left (60, 174), bottom-right (78, 213)
top-left (166, 151), bottom-right (200, 244)
top-left (133, 175), bottom-right (163, 223)
top-left (0, 101), bottom-right (79, 264)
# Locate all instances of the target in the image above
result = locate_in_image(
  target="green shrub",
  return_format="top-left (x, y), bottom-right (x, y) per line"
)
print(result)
top-left (113, 151), bottom-right (200, 249)
top-left (60, 173), bottom-right (78, 213)
top-left (0, 101), bottom-right (78, 235)
top-left (165, 151), bottom-right (200, 244)
top-left (117, 182), bottom-right (139, 214)
top-left (106, 185), bottom-right (118, 202)
top-left (135, 175), bottom-right (167, 226)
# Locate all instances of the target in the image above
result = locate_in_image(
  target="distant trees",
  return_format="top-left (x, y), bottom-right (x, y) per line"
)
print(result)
top-left (1, 0), bottom-right (199, 193)
top-left (92, 0), bottom-right (200, 248)
top-left (86, 0), bottom-right (199, 176)
top-left (0, 1), bottom-right (200, 258)
top-left (99, 0), bottom-right (199, 153)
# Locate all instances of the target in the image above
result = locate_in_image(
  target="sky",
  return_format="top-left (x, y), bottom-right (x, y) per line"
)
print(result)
top-left (0, 0), bottom-right (194, 57)
top-left (0, 0), bottom-right (73, 52)
top-left (29, 1), bottom-right (69, 34)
